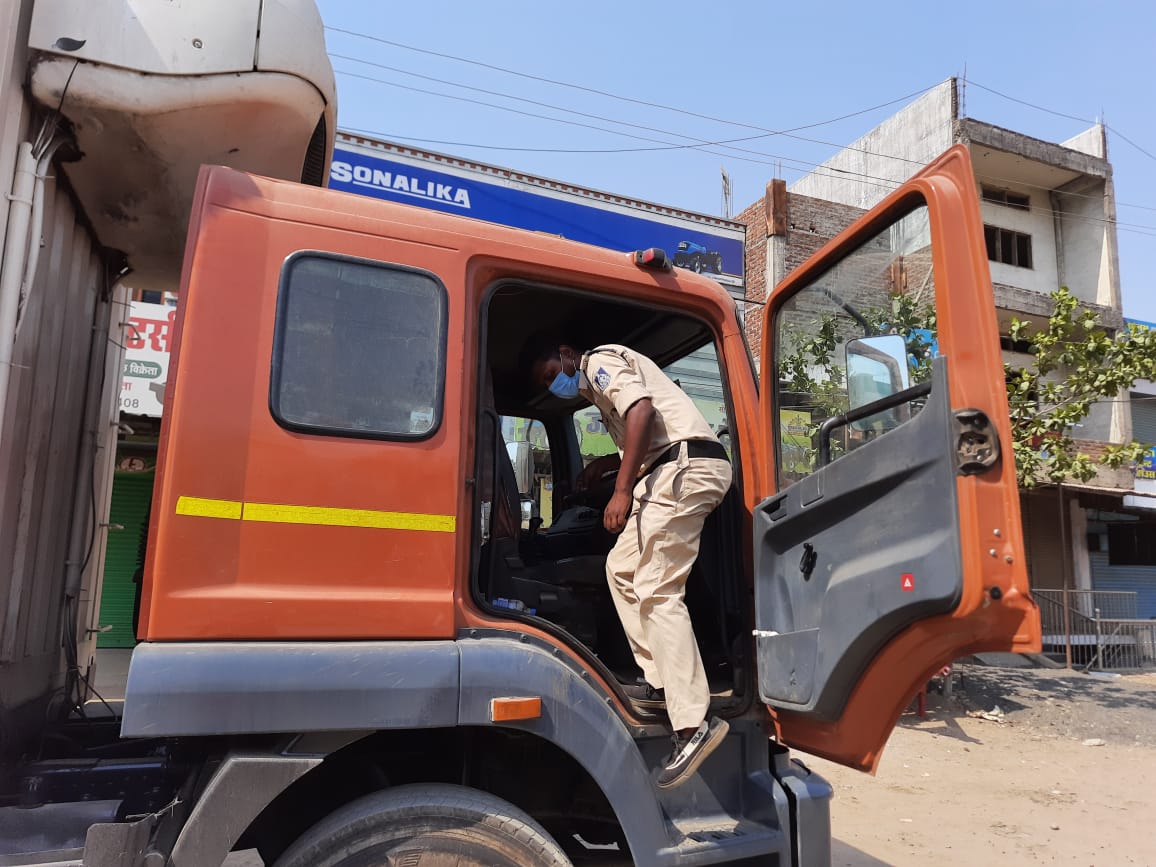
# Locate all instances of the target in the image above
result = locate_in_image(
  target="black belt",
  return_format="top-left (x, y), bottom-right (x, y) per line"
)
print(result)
top-left (642, 439), bottom-right (729, 478)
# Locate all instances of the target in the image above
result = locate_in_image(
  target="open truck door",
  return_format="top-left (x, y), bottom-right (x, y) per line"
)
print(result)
top-left (755, 146), bottom-right (1041, 772)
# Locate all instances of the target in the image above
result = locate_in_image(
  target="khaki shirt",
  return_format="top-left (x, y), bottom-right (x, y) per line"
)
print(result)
top-left (579, 344), bottom-right (719, 472)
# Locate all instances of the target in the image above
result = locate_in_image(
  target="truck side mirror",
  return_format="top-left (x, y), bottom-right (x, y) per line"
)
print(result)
top-left (505, 441), bottom-right (535, 495)
top-left (845, 335), bottom-right (910, 431)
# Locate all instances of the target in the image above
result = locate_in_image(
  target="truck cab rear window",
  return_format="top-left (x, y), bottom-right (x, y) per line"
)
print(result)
top-left (270, 253), bottom-right (447, 439)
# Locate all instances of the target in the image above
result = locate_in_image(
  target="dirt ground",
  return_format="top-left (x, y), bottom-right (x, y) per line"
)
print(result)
top-left (813, 663), bottom-right (1156, 866)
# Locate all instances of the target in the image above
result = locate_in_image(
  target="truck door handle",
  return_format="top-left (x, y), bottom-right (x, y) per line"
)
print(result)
top-left (799, 543), bottom-right (817, 580)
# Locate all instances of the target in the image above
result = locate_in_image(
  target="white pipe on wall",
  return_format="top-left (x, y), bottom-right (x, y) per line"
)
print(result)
top-left (14, 138), bottom-right (64, 339)
top-left (0, 140), bottom-right (38, 447)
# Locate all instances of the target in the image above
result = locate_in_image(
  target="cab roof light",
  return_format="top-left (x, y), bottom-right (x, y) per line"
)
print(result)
top-left (633, 248), bottom-right (672, 271)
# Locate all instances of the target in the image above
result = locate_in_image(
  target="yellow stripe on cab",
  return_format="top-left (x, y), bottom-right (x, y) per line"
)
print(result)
top-left (175, 496), bottom-right (455, 533)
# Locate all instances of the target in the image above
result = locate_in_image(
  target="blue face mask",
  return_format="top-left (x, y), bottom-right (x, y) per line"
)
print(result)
top-left (548, 362), bottom-right (580, 399)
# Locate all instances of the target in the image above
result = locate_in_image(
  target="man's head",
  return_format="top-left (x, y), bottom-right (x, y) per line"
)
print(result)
top-left (521, 335), bottom-right (581, 396)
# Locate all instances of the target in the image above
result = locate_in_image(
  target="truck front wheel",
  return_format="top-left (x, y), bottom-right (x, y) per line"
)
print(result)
top-left (273, 783), bottom-right (573, 867)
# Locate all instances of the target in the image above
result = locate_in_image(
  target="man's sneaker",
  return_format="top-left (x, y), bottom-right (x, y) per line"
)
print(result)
top-left (621, 681), bottom-right (665, 708)
top-left (656, 717), bottom-right (729, 790)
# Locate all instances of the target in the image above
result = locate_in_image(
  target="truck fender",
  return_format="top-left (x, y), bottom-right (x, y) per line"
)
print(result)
top-left (458, 636), bottom-right (670, 860)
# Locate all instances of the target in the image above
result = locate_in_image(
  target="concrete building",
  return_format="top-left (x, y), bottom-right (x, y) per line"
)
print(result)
top-left (737, 78), bottom-right (1131, 626)
top-left (1086, 322), bottom-right (1156, 620)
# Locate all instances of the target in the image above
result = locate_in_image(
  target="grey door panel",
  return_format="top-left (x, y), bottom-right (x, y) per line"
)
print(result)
top-left (755, 361), bottom-right (963, 720)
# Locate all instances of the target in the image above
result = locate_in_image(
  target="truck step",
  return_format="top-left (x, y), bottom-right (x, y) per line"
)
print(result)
top-left (0, 800), bottom-right (119, 859)
top-left (659, 817), bottom-right (786, 864)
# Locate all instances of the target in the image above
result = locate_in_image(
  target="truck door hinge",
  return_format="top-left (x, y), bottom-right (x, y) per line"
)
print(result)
top-left (952, 409), bottom-right (1000, 475)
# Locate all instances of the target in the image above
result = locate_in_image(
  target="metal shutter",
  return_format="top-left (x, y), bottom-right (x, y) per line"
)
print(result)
top-left (96, 471), bottom-right (154, 648)
top-left (1132, 395), bottom-right (1156, 446)
top-left (1091, 552), bottom-right (1156, 619)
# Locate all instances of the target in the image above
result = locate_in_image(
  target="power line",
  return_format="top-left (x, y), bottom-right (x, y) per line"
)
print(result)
top-left (967, 80), bottom-right (1092, 125)
top-left (332, 69), bottom-right (905, 185)
top-left (326, 35), bottom-right (1156, 230)
top-left (336, 66), bottom-right (1127, 225)
top-left (329, 43), bottom-right (1156, 219)
top-left (326, 24), bottom-right (939, 137)
top-left (333, 68), bottom-right (839, 178)
top-left (330, 55), bottom-right (939, 190)
top-left (331, 52), bottom-right (822, 156)
top-left (338, 118), bottom-right (1156, 239)
top-left (968, 79), bottom-right (1156, 166)
top-left (332, 50), bottom-right (950, 175)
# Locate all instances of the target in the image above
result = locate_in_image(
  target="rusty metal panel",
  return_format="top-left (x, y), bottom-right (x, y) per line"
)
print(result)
top-left (768, 179), bottom-right (788, 237)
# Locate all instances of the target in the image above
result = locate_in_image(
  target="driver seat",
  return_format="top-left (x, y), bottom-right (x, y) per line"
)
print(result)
top-left (479, 367), bottom-right (522, 545)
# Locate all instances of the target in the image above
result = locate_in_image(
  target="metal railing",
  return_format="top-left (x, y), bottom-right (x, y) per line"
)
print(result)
top-left (1035, 589), bottom-right (1156, 671)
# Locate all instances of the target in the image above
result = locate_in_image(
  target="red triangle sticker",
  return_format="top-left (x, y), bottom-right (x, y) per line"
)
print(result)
top-left (901, 573), bottom-right (915, 592)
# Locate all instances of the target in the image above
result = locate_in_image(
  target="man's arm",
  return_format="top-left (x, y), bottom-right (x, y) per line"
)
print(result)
top-left (603, 397), bottom-right (655, 533)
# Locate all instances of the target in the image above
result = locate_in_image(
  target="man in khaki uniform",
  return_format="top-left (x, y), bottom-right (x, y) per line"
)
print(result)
top-left (527, 340), bottom-right (732, 789)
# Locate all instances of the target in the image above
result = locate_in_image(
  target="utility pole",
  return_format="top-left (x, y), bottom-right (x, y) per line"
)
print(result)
top-left (1057, 481), bottom-right (1073, 669)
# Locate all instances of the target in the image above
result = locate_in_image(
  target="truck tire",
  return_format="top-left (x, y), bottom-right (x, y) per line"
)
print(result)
top-left (273, 783), bottom-right (573, 867)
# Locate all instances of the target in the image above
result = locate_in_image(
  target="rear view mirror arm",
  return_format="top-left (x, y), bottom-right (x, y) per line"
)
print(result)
top-left (817, 381), bottom-right (933, 467)
top-left (820, 287), bottom-right (876, 336)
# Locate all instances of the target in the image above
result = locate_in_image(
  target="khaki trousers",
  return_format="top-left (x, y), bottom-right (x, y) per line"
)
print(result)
top-left (605, 444), bottom-right (733, 731)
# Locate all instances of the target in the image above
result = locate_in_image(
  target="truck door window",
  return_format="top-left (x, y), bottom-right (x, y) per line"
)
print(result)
top-left (573, 409), bottom-right (617, 468)
top-left (775, 205), bottom-right (937, 483)
top-left (270, 253), bottom-right (447, 439)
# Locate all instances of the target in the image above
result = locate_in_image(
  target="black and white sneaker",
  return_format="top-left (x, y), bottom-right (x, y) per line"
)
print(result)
top-left (656, 717), bottom-right (729, 790)
top-left (622, 681), bottom-right (665, 708)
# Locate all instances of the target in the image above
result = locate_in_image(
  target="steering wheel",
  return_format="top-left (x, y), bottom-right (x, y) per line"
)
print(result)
top-left (564, 469), bottom-right (618, 510)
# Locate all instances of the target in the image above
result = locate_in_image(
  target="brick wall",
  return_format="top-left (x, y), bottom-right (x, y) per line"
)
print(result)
top-left (779, 193), bottom-right (865, 276)
top-left (736, 189), bottom-right (865, 362)
top-left (1071, 439), bottom-right (1134, 490)
top-left (735, 195), bottom-right (766, 361)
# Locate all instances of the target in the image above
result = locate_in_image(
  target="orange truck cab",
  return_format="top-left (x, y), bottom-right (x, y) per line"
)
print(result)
top-left (76, 146), bottom-right (1036, 866)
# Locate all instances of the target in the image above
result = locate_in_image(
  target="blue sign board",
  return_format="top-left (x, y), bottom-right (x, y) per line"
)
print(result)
top-left (1138, 447), bottom-right (1156, 483)
top-left (329, 142), bottom-right (744, 287)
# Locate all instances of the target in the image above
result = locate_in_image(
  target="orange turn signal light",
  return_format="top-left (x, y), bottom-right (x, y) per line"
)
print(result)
top-left (490, 696), bottom-right (542, 722)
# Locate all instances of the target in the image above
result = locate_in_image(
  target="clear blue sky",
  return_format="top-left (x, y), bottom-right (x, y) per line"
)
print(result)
top-left (318, 0), bottom-right (1156, 320)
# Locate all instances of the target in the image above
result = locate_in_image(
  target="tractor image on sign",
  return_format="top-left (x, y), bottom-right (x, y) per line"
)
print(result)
top-left (673, 240), bottom-right (723, 274)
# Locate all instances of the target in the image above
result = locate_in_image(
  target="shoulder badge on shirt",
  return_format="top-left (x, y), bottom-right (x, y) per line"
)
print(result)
top-left (594, 367), bottom-right (611, 390)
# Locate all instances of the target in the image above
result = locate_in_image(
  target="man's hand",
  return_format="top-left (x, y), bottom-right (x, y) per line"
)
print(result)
top-left (603, 489), bottom-right (632, 534)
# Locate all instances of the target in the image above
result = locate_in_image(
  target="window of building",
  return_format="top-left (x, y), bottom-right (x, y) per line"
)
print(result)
top-left (984, 225), bottom-right (1033, 269)
top-left (1107, 523), bottom-right (1156, 566)
top-left (981, 187), bottom-right (1031, 211)
top-left (271, 253), bottom-right (446, 439)
top-left (1000, 335), bottom-right (1034, 354)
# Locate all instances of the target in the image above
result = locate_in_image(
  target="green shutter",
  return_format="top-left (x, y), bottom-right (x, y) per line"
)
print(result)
top-left (97, 471), bottom-right (155, 648)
